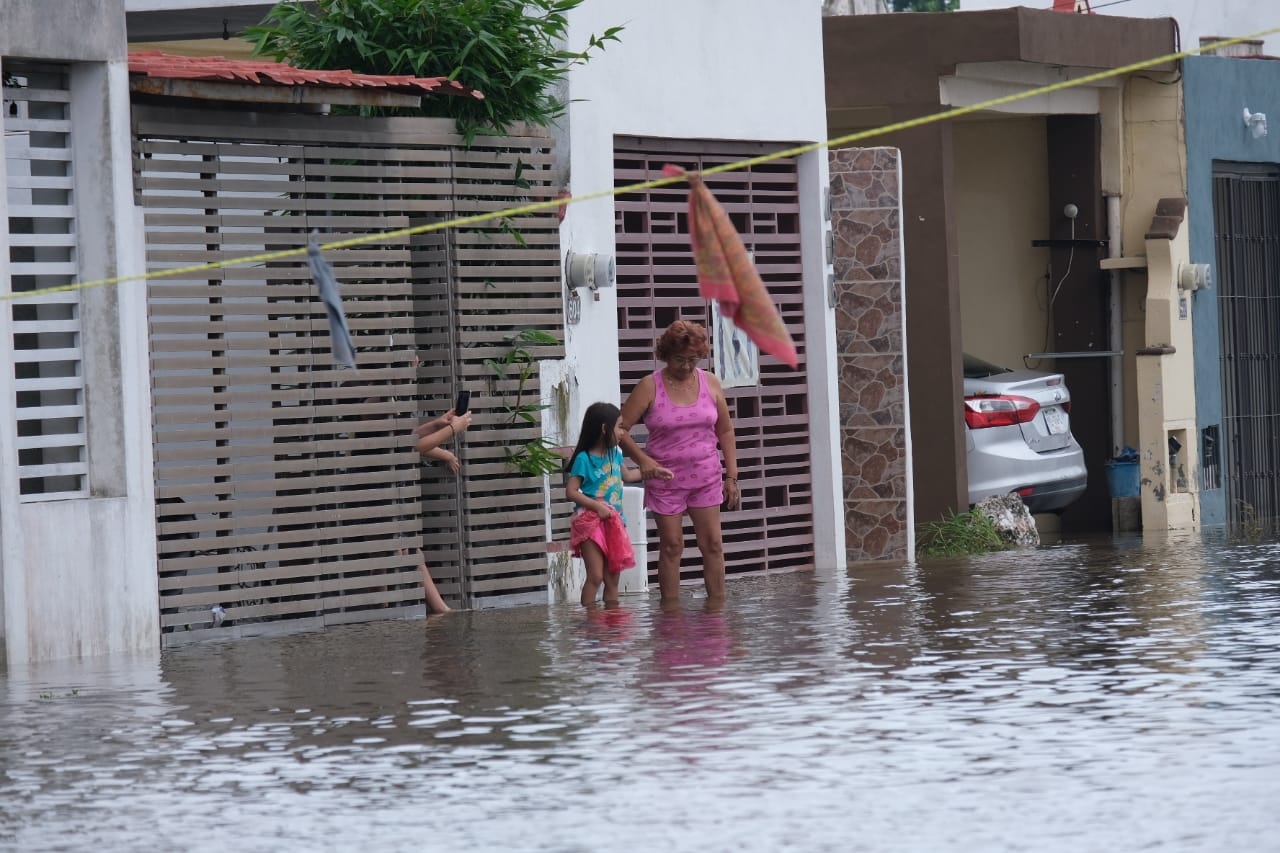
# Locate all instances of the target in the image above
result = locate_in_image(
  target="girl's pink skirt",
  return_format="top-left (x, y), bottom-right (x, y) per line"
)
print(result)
top-left (569, 511), bottom-right (636, 574)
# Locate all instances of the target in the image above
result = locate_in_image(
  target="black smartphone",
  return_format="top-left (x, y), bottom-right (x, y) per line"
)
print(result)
top-left (453, 388), bottom-right (470, 415)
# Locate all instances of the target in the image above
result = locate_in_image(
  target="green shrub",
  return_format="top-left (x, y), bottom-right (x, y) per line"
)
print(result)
top-left (248, 0), bottom-right (621, 140)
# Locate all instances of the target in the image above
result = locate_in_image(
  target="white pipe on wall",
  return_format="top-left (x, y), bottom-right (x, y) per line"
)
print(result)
top-left (1106, 192), bottom-right (1123, 458)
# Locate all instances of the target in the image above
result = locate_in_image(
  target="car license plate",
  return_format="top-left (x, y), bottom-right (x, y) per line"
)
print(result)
top-left (1043, 405), bottom-right (1068, 435)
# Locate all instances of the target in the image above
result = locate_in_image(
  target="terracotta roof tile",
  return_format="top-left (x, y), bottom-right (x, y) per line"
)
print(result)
top-left (128, 51), bottom-right (484, 100)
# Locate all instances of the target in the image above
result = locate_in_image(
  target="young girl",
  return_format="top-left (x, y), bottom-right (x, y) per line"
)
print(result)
top-left (566, 402), bottom-right (643, 606)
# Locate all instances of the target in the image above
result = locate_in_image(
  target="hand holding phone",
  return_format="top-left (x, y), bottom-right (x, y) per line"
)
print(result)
top-left (453, 388), bottom-right (470, 416)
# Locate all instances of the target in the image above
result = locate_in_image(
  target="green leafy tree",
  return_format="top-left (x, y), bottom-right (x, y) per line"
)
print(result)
top-left (247, 0), bottom-right (621, 139)
top-left (893, 0), bottom-right (958, 10)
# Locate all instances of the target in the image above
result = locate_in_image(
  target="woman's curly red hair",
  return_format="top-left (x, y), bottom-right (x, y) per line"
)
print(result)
top-left (655, 320), bottom-right (711, 361)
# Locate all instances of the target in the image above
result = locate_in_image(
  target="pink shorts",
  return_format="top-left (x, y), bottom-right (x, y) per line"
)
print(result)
top-left (644, 479), bottom-right (724, 516)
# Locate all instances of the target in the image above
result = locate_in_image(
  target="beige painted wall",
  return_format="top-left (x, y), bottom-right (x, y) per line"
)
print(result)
top-left (1120, 78), bottom-right (1186, 254)
top-left (1123, 75), bottom-right (1198, 529)
top-left (1113, 76), bottom-right (1187, 457)
top-left (954, 117), bottom-right (1051, 373)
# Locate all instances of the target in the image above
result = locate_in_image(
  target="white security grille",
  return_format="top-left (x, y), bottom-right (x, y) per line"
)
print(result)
top-left (3, 62), bottom-right (87, 499)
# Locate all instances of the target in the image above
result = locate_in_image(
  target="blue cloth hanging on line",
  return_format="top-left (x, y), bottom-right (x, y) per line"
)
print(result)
top-left (308, 232), bottom-right (357, 370)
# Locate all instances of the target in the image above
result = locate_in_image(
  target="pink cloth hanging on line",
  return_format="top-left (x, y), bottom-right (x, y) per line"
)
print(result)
top-left (661, 163), bottom-right (799, 369)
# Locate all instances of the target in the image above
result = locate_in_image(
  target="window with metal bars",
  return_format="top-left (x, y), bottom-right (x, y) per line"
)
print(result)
top-left (4, 61), bottom-right (87, 499)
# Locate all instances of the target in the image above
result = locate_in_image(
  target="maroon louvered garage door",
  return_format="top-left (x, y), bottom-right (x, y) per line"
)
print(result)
top-left (614, 136), bottom-right (814, 585)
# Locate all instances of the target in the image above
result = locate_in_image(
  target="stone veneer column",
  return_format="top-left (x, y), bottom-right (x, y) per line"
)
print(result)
top-left (829, 147), bottom-right (909, 562)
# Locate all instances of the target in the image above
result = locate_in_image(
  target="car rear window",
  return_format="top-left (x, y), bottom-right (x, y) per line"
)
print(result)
top-left (963, 353), bottom-right (1013, 379)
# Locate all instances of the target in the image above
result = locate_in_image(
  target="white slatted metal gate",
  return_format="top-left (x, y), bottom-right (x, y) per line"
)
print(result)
top-left (4, 61), bottom-right (87, 499)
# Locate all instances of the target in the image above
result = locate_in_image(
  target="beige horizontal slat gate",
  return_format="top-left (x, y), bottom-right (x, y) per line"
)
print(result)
top-left (134, 106), bottom-right (563, 644)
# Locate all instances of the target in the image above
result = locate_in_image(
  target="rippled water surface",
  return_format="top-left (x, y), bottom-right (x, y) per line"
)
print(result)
top-left (4, 533), bottom-right (1280, 852)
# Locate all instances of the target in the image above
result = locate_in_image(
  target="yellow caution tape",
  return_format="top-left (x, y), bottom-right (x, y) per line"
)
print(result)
top-left (4, 26), bottom-right (1277, 303)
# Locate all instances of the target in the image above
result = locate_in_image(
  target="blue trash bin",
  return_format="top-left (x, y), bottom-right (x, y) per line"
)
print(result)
top-left (1105, 460), bottom-right (1140, 498)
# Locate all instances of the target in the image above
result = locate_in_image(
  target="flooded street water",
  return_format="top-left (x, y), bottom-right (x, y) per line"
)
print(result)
top-left (3, 532), bottom-right (1279, 852)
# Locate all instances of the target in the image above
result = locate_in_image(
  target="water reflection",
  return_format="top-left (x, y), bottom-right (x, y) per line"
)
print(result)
top-left (2, 534), bottom-right (1278, 851)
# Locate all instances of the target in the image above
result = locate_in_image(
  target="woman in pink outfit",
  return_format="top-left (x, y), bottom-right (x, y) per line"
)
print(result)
top-left (619, 320), bottom-right (740, 603)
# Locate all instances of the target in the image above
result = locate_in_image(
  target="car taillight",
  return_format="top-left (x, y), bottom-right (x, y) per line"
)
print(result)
top-left (964, 394), bottom-right (1040, 429)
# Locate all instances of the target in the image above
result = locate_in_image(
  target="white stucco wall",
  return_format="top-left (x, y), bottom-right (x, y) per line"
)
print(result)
top-left (559, 0), bottom-right (844, 570)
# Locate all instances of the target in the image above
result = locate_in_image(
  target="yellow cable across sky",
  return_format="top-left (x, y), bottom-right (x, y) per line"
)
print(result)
top-left (4, 24), bottom-right (1278, 304)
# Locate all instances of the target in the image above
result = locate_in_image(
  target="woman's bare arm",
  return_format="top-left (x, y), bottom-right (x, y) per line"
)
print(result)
top-left (415, 409), bottom-right (465, 439)
top-left (617, 375), bottom-right (657, 471)
top-left (708, 373), bottom-right (740, 509)
top-left (415, 411), bottom-right (472, 456)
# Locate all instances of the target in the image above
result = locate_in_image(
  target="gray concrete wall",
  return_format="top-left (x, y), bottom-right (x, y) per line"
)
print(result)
top-left (0, 0), bottom-right (126, 61)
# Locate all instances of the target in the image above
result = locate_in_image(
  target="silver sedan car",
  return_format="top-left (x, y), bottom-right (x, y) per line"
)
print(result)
top-left (963, 353), bottom-right (1087, 513)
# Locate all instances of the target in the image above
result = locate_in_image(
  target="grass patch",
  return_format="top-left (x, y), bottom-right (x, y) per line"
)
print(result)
top-left (915, 509), bottom-right (1008, 559)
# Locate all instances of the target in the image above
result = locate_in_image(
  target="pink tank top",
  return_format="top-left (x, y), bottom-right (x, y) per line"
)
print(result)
top-left (644, 368), bottom-right (722, 490)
